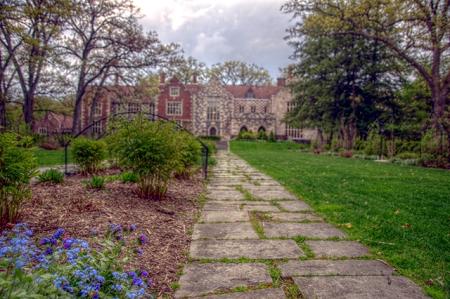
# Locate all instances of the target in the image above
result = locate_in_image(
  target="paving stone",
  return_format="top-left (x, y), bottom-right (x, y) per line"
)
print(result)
top-left (267, 212), bottom-right (323, 222)
top-left (276, 200), bottom-right (311, 212)
top-left (199, 288), bottom-right (286, 299)
top-left (203, 201), bottom-right (241, 211)
top-left (306, 240), bottom-right (369, 258)
top-left (242, 205), bottom-right (280, 212)
top-left (192, 223), bottom-right (258, 240)
top-left (190, 240), bottom-right (304, 259)
top-left (280, 260), bottom-right (393, 277)
top-left (251, 191), bottom-right (297, 200)
top-left (294, 276), bottom-right (427, 299)
top-left (174, 263), bottom-right (272, 298)
top-left (263, 222), bottom-right (346, 238)
top-left (207, 191), bottom-right (245, 201)
top-left (200, 211), bottom-right (249, 223)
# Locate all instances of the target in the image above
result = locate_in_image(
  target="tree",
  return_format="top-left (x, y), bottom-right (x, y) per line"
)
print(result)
top-left (58, 0), bottom-right (178, 134)
top-left (282, 0), bottom-right (450, 149)
top-left (165, 56), bottom-right (208, 84)
top-left (286, 31), bottom-right (403, 149)
top-left (208, 61), bottom-right (273, 85)
top-left (0, 0), bottom-right (68, 130)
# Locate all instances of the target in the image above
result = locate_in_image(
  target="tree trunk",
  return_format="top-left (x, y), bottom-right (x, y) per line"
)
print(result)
top-left (23, 92), bottom-right (34, 132)
top-left (0, 96), bottom-right (6, 131)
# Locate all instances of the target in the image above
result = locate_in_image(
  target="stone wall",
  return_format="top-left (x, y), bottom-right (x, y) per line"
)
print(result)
top-left (192, 80), bottom-right (234, 139)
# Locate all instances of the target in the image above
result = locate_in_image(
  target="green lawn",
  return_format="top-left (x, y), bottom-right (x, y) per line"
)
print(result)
top-left (34, 148), bottom-right (72, 166)
top-left (231, 141), bottom-right (450, 298)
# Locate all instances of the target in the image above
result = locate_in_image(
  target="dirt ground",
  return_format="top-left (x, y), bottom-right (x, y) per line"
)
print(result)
top-left (21, 170), bottom-right (204, 297)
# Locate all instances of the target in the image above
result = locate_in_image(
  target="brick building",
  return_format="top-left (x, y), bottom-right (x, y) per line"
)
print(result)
top-left (80, 75), bottom-right (316, 141)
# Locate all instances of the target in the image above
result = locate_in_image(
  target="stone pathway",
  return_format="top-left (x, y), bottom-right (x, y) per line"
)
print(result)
top-left (175, 151), bottom-right (427, 298)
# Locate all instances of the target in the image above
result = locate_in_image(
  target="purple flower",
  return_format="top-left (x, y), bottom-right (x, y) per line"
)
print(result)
top-left (92, 292), bottom-right (99, 299)
top-left (63, 239), bottom-right (74, 249)
top-left (135, 248), bottom-right (143, 256)
top-left (138, 234), bottom-right (148, 245)
top-left (52, 228), bottom-right (65, 240)
top-left (129, 224), bottom-right (137, 231)
top-left (44, 247), bottom-right (53, 255)
top-left (39, 237), bottom-right (50, 245)
top-left (132, 277), bottom-right (144, 287)
top-left (140, 270), bottom-right (148, 277)
top-left (127, 271), bottom-right (137, 278)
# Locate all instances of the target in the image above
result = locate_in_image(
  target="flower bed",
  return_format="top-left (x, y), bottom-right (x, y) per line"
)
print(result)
top-left (10, 170), bottom-right (203, 296)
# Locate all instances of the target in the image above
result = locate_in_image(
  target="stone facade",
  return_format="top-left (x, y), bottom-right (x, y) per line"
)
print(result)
top-left (81, 75), bottom-right (317, 141)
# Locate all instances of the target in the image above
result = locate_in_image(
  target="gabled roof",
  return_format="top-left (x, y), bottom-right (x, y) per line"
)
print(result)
top-left (224, 85), bottom-right (282, 99)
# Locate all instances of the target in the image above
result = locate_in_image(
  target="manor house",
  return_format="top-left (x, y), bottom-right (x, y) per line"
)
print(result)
top-left (80, 74), bottom-right (316, 141)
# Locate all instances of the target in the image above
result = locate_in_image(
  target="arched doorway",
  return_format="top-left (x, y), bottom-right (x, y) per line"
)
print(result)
top-left (258, 126), bottom-right (266, 133)
top-left (209, 127), bottom-right (217, 136)
top-left (240, 126), bottom-right (248, 133)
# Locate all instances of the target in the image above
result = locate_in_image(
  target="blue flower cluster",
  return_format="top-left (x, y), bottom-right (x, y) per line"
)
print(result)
top-left (0, 223), bottom-right (152, 298)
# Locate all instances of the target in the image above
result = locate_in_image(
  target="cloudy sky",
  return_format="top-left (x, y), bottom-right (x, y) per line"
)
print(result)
top-left (133, 0), bottom-right (293, 78)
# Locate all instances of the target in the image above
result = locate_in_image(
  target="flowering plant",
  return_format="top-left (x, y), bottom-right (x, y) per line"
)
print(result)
top-left (0, 223), bottom-right (152, 298)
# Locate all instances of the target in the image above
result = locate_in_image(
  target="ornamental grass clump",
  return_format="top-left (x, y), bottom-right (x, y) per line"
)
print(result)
top-left (0, 223), bottom-right (151, 298)
top-left (38, 169), bottom-right (64, 184)
top-left (71, 137), bottom-right (107, 174)
top-left (107, 117), bottom-right (182, 199)
top-left (0, 133), bottom-right (37, 226)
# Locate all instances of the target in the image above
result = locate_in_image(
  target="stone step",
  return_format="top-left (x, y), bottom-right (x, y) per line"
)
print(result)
top-left (262, 222), bottom-right (347, 239)
top-left (192, 222), bottom-right (259, 240)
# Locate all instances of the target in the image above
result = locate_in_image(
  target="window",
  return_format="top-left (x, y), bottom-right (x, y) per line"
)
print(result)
top-left (169, 86), bottom-right (180, 97)
top-left (38, 127), bottom-right (47, 135)
top-left (93, 102), bottom-right (102, 116)
top-left (148, 102), bottom-right (155, 115)
top-left (111, 101), bottom-right (120, 114)
top-left (92, 121), bottom-right (102, 134)
top-left (167, 102), bottom-right (182, 115)
top-left (207, 106), bottom-right (220, 120)
top-left (239, 105), bottom-right (245, 113)
top-left (128, 102), bottom-right (140, 114)
top-left (287, 101), bottom-right (297, 112)
top-left (245, 90), bottom-right (255, 98)
top-left (251, 106), bottom-right (256, 113)
top-left (264, 106), bottom-right (268, 113)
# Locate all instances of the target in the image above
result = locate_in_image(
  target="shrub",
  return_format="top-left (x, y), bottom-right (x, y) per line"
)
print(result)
top-left (238, 130), bottom-right (256, 140)
top-left (86, 176), bottom-right (105, 189)
top-left (0, 133), bottom-right (37, 225)
top-left (71, 137), bottom-right (106, 174)
top-left (198, 135), bottom-right (221, 141)
top-left (257, 130), bottom-right (268, 140)
top-left (176, 132), bottom-right (201, 178)
top-left (339, 150), bottom-right (353, 158)
top-left (121, 171), bottom-right (139, 183)
top-left (17, 135), bottom-right (34, 148)
top-left (395, 152), bottom-right (419, 160)
top-left (38, 169), bottom-right (64, 184)
top-left (107, 117), bottom-right (182, 199)
top-left (200, 139), bottom-right (217, 155)
top-left (39, 142), bottom-right (58, 150)
top-left (0, 223), bottom-right (151, 298)
top-left (268, 131), bottom-right (276, 142)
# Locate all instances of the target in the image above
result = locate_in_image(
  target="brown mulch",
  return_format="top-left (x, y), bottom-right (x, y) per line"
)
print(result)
top-left (21, 170), bottom-right (204, 297)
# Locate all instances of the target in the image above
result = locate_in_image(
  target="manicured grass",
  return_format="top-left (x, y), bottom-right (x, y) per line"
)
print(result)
top-left (34, 148), bottom-right (72, 166)
top-left (231, 141), bottom-right (450, 298)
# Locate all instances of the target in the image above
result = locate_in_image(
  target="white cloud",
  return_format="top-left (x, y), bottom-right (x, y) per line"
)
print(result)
top-left (133, 0), bottom-right (292, 77)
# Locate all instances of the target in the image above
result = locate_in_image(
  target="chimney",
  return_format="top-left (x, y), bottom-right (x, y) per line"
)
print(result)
top-left (277, 77), bottom-right (286, 87)
top-left (160, 72), bottom-right (166, 84)
top-left (192, 73), bottom-right (198, 84)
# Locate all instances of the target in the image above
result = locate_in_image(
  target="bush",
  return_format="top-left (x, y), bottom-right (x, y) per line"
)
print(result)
top-left (0, 133), bottom-right (37, 225)
top-left (17, 135), bottom-right (34, 148)
top-left (121, 171), bottom-right (139, 183)
top-left (200, 139), bottom-right (217, 155)
top-left (395, 152), bottom-right (419, 160)
top-left (107, 117), bottom-right (182, 199)
top-left (268, 131), bottom-right (276, 142)
top-left (198, 135), bottom-right (221, 141)
top-left (38, 169), bottom-right (64, 184)
top-left (71, 137), bottom-right (106, 174)
top-left (86, 176), bottom-right (105, 189)
top-left (39, 142), bottom-right (58, 150)
top-left (237, 130), bottom-right (256, 140)
top-left (257, 130), bottom-right (268, 140)
top-left (339, 150), bottom-right (353, 158)
top-left (176, 132), bottom-right (201, 178)
top-left (0, 223), bottom-right (151, 298)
